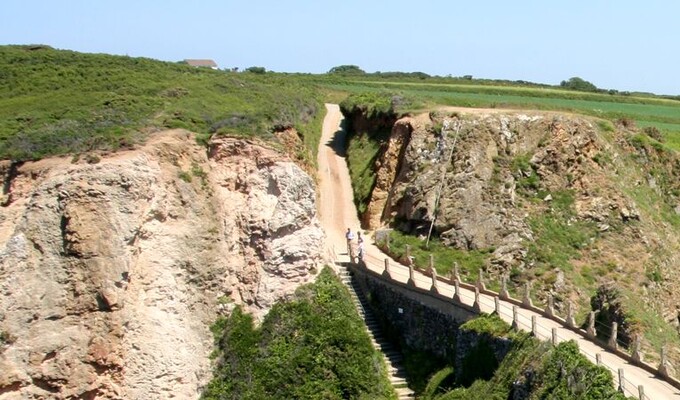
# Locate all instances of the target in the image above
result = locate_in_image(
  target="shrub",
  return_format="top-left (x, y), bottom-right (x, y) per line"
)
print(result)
top-left (202, 267), bottom-right (395, 400)
top-left (560, 77), bottom-right (598, 92)
top-left (244, 66), bottom-right (266, 74)
top-left (643, 126), bottom-right (665, 142)
top-left (328, 65), bottom-right (365, 75)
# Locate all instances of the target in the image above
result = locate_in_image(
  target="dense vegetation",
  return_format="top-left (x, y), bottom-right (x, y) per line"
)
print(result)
top-left (416, 314), bottom-right (629, 400)
top-left (202, 267), bottom-right (395, 400)
top-left (0, 45), bottom-right (323, 161)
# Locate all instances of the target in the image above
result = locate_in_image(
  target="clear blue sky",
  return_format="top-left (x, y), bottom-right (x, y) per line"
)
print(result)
top-left (3, 0), bottom-right (679, 95)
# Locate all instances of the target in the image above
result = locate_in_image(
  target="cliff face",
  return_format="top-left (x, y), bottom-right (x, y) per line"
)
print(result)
top-left (0, 130), bottom-right (325, 399)
top-left (360, 110), bottom-right (680, 331)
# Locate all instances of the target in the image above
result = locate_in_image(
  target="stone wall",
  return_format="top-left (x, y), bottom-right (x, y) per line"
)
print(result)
top-left (349, 265), bottom-right (512, 374)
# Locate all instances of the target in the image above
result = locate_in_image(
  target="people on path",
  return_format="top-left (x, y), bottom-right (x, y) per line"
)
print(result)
top-left (346, 228), bottom-right (355, 258)
top-left (357, 232), bottom-right (364, 262)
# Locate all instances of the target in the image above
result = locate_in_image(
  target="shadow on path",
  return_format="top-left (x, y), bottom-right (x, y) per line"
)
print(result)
top-left (326, 128), bottom-right (348, 158)
top-left (325, 115), bottom-right (349, 158)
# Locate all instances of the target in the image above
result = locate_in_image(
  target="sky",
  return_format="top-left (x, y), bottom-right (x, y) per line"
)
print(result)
top-left (2, 0), bottom-right (679, 95)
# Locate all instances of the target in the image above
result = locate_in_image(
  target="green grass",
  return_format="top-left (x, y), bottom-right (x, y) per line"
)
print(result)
top-left (460, 313), bottom-right (512, 337)
top-left (323, 77), bottom-right (680, 134)
top-left (346, 128), bottom-right (388, 214)
top-left (0, 45), bottom-right (324, 161)
top-left (382, 230), bottom-right (493, 281)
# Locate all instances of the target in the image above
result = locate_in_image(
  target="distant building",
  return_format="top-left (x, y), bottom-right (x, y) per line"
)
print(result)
top-left (184, 59), bottom-right (218, 69)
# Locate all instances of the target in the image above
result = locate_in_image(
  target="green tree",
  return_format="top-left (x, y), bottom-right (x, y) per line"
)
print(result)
top-left (245, 66), bottom-right (266, 74)
top-left (328, 65), bottom-right (366, 74)
top-left (560, 77), bottom-right (598, 92)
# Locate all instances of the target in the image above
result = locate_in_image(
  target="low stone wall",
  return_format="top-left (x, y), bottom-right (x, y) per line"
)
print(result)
top-left (349, 264), bottom-right (512, 373)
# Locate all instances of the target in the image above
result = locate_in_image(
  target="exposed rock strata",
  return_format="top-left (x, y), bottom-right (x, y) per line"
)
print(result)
top-left (359, 110), bottom-right (680, 324)
top-left (0, 130), bottom-right (324, 399)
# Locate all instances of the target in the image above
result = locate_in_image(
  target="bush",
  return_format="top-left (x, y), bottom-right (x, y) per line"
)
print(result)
top-left (328, 65), bottom-right (365, 75)
top-left (643, 126), bottom-right (665, 142)
top-left (244, 66), bottom-right (266, 74)
top-left (202, 267), bottom-right (396, 400)
top-left (560, 77), bottom-right (598, 92)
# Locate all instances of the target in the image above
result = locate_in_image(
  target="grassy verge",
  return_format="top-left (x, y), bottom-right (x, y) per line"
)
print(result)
top-left (379, 230), bottom-right (493, 282)
top-left (345, 128), bottom-right (388, 214)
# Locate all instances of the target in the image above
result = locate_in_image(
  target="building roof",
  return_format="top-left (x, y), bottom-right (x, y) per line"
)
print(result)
top-left (184, 59), bottom-right (218, 68)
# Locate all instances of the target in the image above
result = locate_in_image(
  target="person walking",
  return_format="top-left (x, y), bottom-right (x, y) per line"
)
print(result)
top-left (357, 232), bottom-right (365, 262)
top-left (345, 228), bottom-right (355, 259)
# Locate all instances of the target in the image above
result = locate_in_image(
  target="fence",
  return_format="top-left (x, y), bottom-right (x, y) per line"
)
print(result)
top-left (349, 244), bottom-right (680, 400)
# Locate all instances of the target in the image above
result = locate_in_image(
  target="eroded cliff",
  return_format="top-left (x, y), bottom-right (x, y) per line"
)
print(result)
top-left (356, 109), bottom-right (680, 350)
top-left (0, 130), bottom-right (325, 399)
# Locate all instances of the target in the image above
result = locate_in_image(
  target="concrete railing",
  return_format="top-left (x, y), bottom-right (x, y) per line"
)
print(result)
top-left (351, 244), bottom-right (678, 400)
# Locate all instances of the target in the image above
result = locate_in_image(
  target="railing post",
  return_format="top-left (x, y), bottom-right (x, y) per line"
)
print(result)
top-left (638, 385), bottom-right (645, 400)
top-left (658, 345), bottom-right (674, 378)
top-left (618, 368), bottom-right (625, 394)
top-left (631, 335), bottom-right (643, 363)
top-left (383, 258), bottom-right (391, 278)
top-left (477, 269), bottom-right (486, 291)
top-left (586, 311), bottom-right (597, 339)
top-left (431, 265), bottom-right (439, 294)
top-left (531, 315), bottom-right (537, 336)
top-left (452, 262), bottom-right (461, 283)
top-left (453, 280), bottom-right (461, 303)
top-left (473, 287), bottom-right (481, 312)
top-left (494, 296), bottom-right (501, 315)
top-left (499, 275), bottom-right (509, 300)
top-left (429, 254), bottom-right (434, 271)
top-left (565, 301), bottom-right (576, 328)
top-left (596, 353), bottom-right (602, 365)
top-left (404, 244), bottom-right (411, 265)
top-left (545, 293), bottom-right (555, 318)
top-left (552, 328), bottom-right (558, 346)
top-left (608, 322), bottom-right (618, 351)
top-left (522, 282), bottom-right (533, 308)
top-left (407, 263), bottom-right (416, 287)
top-left (512, 305), bottom-right (519, 330)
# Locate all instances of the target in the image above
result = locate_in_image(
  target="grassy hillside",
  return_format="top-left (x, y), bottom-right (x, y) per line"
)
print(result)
top-left (4, 46), bottom-right (678, 163)
top-left (0, 45), bottom-right (323, 161)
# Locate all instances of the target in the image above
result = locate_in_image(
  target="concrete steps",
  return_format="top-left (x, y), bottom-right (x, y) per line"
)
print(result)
top-left (338, 267), bottom-right (415, 400)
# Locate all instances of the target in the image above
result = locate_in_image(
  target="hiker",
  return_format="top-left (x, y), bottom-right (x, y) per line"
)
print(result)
top-left (357, 234), bottom-right (365, 262)
top-left (345, 228), bottom-right (355, 258)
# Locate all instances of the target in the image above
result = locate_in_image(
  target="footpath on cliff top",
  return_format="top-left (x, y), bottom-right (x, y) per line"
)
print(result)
top-left (316, 103), bottom-right (680, 400)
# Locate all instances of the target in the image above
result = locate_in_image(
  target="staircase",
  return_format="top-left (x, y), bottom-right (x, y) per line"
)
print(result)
top-left (337, 266), bottom-right (415, 399)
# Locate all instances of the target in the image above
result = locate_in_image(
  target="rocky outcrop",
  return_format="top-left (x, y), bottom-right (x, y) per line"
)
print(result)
top-left (0, 130), bottom-right (324, 399)
top-left (360, 110), bottom-right (680, 324)
top-left (364, 118), bottom-right (415, 229)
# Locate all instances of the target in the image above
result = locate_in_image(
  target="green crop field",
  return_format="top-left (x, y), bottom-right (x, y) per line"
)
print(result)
top-left (320, 79), bottom-right (680, 139)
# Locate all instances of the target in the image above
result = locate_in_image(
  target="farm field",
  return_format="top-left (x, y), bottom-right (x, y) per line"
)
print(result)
top-left (318, 78), bottom-right (680, 145)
